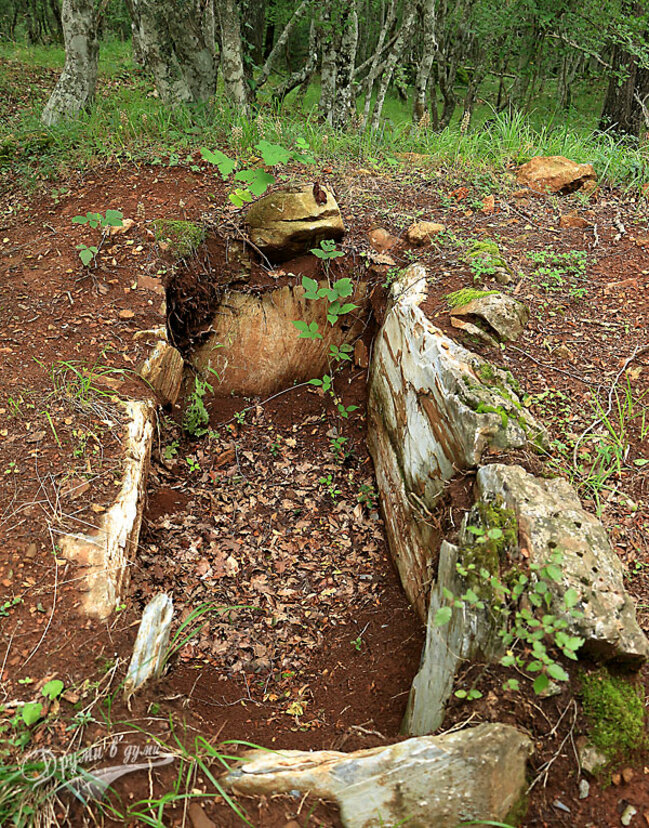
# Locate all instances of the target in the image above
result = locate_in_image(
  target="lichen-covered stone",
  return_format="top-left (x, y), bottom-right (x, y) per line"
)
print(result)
top-left (405, 221), bottom-right (445, 246)
top-left (476, 464), bottom-right (649, 665)
top-left (367, 264), bottom-right (544, 619)
top-left (450, 292), bottom-right (529, 343)
top-left (245, 185), bottom-right (344, 260)
top-left (124, 593), bottom-right (173, 703)
top-left (516, 156), bottom-right (597, 195)
top-left (224, 723), bottom-right (532, 828)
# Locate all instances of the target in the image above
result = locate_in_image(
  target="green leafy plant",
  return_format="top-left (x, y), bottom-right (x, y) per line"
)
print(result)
top-left (319, 474), bottom-right (341, 501)
top-left (183, 376), bottom-right (212, 438)
top-left (293, 273), bottom-right (357, 339)
top-left (71, 209), bottom-right (123, 267)
top-left (528, 249), bottom-right (588, 298)
top-left (76, 243), bottom-right (98, 267)
top-left (433, 500), bottom-right (584, 695)
top-left (357, 483), bottom-right (378, 509)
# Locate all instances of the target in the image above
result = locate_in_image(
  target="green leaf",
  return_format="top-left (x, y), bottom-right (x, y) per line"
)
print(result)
top-left (42, 679), bottom-right (64, 701)
top-left (526, 660), bottom-right (543, 672)
top-left (564, 588), bottom-right (579, 608)
top-left (544, 564), bottom-right (563, 583)
top-left (433, 606), bottom-right (452, 627)
top-left (547, 662), bottom-right (569, 682)
top-left (78, 247), bottom-right (94, 266)
top-left (21, 702), bottom-right (43, 727)
top-left (333, 278), bottom-right (353, 296)
top-left (487, 527), bottom-right (503, 540)
top-left (337, 303), bottom-right (358, 315)
top-left (292, 320), bottom-right (322, 339)
top-left (503, 678), bottom-right (520, 691)
top-left (234, 167), bottom-right (275, 197)
top-left (532, 674), bottom-right (550, 695)
top-left (71, 214), bottom-right (89, 225)
top-left (200, 147), bottom-right (236, 178)
top-left (103, 209), bottom-right (123, 227)
top-left (255, 140), bottom-right (291, 166)
top-left (301, 276), bottom-right (320, 299)
top-left (454, 689), bottom-right (467, 699)
top-left (634, 459), bottom-right (649, 467)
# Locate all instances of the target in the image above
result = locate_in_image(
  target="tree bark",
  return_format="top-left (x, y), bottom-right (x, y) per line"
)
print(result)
top-left (413, 0), bottom-right (437, 123)
top-left (331, 0), bottom-right (358, 129)
top-left (219, 0), bottom-right (249, 115)
top-left (41, 0), bottom-right (99, 126)
top-left (256, 0), bottom-right (313, 92)
top-left (599, 3), bottom-right (649, 137)
top-left (370, 0), bottom-right (417, 129)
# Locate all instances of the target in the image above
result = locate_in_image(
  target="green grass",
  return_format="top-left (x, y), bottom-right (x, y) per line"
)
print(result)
top-left (1, 39), bottom-right (648, 194)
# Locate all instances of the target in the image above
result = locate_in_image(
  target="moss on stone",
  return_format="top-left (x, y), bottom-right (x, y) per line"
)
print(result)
top-left (581, 669), bottom-right (646, 761)
top-left (445, 288), bottom-right (498, 309)
top-left (152, 219), bottom-right (205, 258)
top-left (504, 790), bottom-right (530, 826)
top-left (460, 496), bottom-right (518, 596)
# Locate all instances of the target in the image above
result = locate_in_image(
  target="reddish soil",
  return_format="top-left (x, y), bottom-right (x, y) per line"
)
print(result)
top-left (1, 153), bottom-right (649, 827)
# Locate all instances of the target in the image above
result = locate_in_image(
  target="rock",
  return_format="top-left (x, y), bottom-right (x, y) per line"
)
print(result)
top-left (405, 221), bottom-right (445, 246)
top-left (246, 185), bottom-right (344, 260)
top-left (622, 804), bottom-right (637, 826)
top-left (516, 156), bottom-right (597, 195)
top-left (138, 340), bottom-right (184, 406)
top-left (191, 281), bottom-right (367, 398)
top-left (124, 593), bottom-right (173, 703)
top-left (465, 240), bottom-right (513, 285)
top-left (224, 723), bottom-right (532, 828)
top-left (188, 802), bottom-right (217, 828)
top-left (403, 539), bottom-right (503, 734)
top-left (623, 767), bottom-right (635, 784)
top-left (560, 210), bottom-right (591, 229)
top-left (612, 772), bottom-right (622, 786)
top-left (579, 779), bottom-right (590, 799)
top-left (577, 737), bottom-right (608, 776)
top-left (368, 227), bottom-right (399, 253)
top-left (59, 400), bottom-right (155, 619)
top-left (476, 464), bottom-right (649, 665)
top-left (354, 340), bottom-right (369, 368)
top-left (450, 317), bottom-right (500, 347)
top-left (450, 292), bottom-right (529, 343)
top-left (368, 265), bottom-right (544, 619)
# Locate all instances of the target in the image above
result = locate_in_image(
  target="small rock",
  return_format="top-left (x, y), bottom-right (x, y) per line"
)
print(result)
top-left (283, 822), bottom-right (301, 828)
top-left (406, 221), bottom-right (445, 246)
top-left (25, 543), bottom-right (37, 559)
top-left (579, 779), bottom-right (590, 799)
top-left (612, 772), bottom-right (622, 786)
top-left (621, 804), bottom-right (637, 826)
top-left (578, 740), bottom-right (608, 774)
top-left (188, 802), bottom-right (216, 828)
top-left (623, 767), bottom-right (635, 784)
top-left (481, 195), bottom-right (495, 214)
top-left (553, 800), bottom-right (571, 813)
top-left (560, 210), bottom-right (590, 229)
top-left (354, 340), bottom-right (369, 369)
top-left (368, 227), bottom-right (399, 253)
top-left (449, 292), bottom-right (529, 343)
top-left (642, 810), bottom-right (649, 826)
top-left (119, 308), bottom-right (135, 319)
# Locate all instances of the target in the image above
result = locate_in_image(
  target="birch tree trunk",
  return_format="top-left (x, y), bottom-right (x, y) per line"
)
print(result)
top-left (135, 0), bottom-right (194, 105)
top-left (413, 0), bottom-right (437, 123)
top-left (331, 1), bottom-right (358, 129)
top-left (219, 0), bottom-right (249, 115)
top-left (319, 5), bottom-right (337, 123)
top-left (358, 0), bottom-right (397, 129)
top-left (41, 0), bottom-right (99, 126)
top-left (370, 0), bottom-right (417, 129)
top-left (168, 1), bottom-right (217, 102)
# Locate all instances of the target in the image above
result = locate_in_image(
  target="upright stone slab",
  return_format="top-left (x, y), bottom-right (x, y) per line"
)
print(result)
top-left (367, 264), bottom-right (544, 619)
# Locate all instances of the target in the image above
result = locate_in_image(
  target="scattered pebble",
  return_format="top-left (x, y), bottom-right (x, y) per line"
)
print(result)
top-left (621, 804), bottom-right (637, 826)
top-left (623, 767), bottom-right (635, 784)
top-left (612, 772), bottom-right (622, 786)
top-left (579, 778), bottom-right (590, 799)
top-left (553, 800), bottom-right (571, 813)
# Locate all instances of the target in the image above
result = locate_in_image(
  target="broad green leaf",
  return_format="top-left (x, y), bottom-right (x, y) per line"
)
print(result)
top-left (21, 702), bottom-right (43, 727)
top-left (544, 564), bottom-right (562, 583)
top-left (301, 276), bottom-right (320, 299)
top-left (103, 209), bottom-right (124, 227)
top-left (547, 662), bottom-right (569, 682)
top-left (79, 248), bottom-right (94, 266)
top-left (333, 278), bottom-right (353, 296)
top-left (200, 147), bottom-right (236, 178)
top-left (433, 606), bottom-right (452, 627)
top-left (42, 679), bottom-right (64, 701)
top-left (255, 140), bottom-right (291, 166)
top-left (564, 588), bottom-right (579, 608)
top-left (532, 674), bottom-right (550, 695)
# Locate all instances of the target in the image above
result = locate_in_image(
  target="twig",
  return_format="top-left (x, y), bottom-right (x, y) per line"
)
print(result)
top-left (528, 699), bottom-right (578, 792)
top-left (507, 344), bottom-right (595, 385)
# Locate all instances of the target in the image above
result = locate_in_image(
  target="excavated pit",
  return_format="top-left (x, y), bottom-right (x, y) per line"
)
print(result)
top-left (130, 237), bottom-right (430, 771)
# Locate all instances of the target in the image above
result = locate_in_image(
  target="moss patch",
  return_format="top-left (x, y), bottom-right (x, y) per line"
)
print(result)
top-left (152, 219), bottom-right (205, 259)
top-left (445, 287), bottom-right (498, 309)
top-left (460, 496), bottom-right (518, 596)
top-left (581, 669), bottom-right (646, 761)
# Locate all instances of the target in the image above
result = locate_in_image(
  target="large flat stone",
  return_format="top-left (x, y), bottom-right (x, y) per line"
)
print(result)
top-left (224, 723), bottom-right (532, 828)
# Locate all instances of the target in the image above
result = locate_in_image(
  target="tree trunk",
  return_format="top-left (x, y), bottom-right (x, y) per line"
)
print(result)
top-left (599, 4), bottom-right (649, 137)
top-left (370, 0), bottom-right (417, 129)
top-left (134, 0), bottom-right (194, 105)
top-left (319, 5), bottom-right (337, 123)
top-left (413, 0), bottom-right (436, 123)
top-left (331, 1), bottom-right (358, 129)
top-left (219, 0), bottom-right (249, 115)
top-left (41, 0), bottom-right (99, 126)
top-left (169, 1), bottom-right (218, 102)
top-left (358, 0), bottom-right (397, 129)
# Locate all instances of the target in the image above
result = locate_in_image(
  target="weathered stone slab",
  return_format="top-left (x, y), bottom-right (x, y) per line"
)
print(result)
top-left (246, 185), bottom-right (344, 260)
top-left (191, 281), bottom-right (367, 398)
top-left (367, 264), bottom-right (544, 619)
top-left (476, 464), bottom-right (649, 665)
top-left (224, 723), bottom-right (532, 828)
top-left (59, 399), bottom-right (155, 619)
top-left (124, 593), bottom-right (173, 703)
top-left (450, 292), bottom-right (529, 343)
